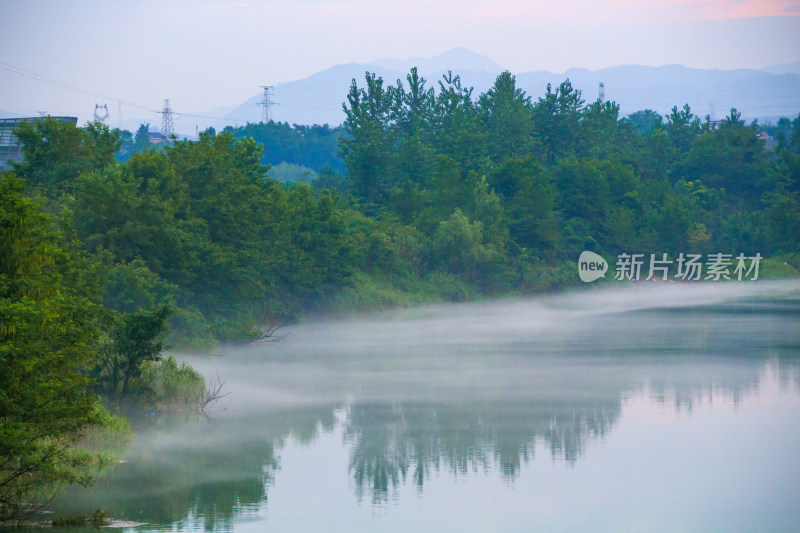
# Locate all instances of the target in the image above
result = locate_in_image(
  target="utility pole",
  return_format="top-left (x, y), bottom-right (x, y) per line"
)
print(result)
top-left (258, 85), bottom-right (273, 123)
top-left (160, 99), bottom-right (174, 138)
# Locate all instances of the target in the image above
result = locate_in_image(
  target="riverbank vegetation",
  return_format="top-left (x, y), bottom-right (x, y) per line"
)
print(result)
top-left (1, 67), bottom-right (799, 521)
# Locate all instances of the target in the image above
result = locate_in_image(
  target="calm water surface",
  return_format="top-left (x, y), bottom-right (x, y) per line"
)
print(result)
top-left (49, 282), bottom-right (800, 532)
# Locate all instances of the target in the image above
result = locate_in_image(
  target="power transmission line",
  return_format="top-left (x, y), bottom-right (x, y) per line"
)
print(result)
top-left (0, 60), bottom-right (160, 114)
top-left (0, 60), bottom-right (252, 124)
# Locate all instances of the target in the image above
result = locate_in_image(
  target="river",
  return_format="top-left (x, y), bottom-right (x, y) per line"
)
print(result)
top-left (47, 281), bottom-right (800, 532)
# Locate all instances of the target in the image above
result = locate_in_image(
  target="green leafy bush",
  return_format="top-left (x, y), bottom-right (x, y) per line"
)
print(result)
top-left (141, 355), bottom-right (206, 412)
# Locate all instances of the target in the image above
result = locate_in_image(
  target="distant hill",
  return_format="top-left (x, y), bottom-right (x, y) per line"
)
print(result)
top-left (224, 63), bottom-right (402, 128)
top-left (763, 61), bottom-right (800, 75)
top-left (516, 64), bottom-right (800, 123)
top-left (221, 49), bottom-right (800, 127)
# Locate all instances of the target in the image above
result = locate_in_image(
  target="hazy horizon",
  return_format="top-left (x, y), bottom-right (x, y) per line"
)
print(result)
top-left (2, 0), bottom-right (799, 126)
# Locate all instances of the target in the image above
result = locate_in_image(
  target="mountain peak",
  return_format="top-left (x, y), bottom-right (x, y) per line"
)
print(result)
top-left (371, 47), bottom-right (504, 75)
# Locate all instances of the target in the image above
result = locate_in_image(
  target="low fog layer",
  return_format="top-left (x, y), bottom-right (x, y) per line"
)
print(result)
top-left (51, 282), bottom-right (800, 528)
top-left (181, 281), bottom-right (800, 410)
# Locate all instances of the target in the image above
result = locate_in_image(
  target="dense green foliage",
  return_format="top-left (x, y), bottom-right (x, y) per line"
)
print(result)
top-left (77, 131), bottom-right (356, 339)
top-left (9, 71), bottom-right (800, 344)
top-left (0, 177), bottom-right (103, 520)
top-left (93, 305), bottom-right (172, 401)
top-left (339, 69), bottom-right (799, 274)
top-left (2, 67), bottom-right (799, 520)
top-left (224, 121), bottom-right (345, 172)
top-left (0, 175), bottom-right (195, 521)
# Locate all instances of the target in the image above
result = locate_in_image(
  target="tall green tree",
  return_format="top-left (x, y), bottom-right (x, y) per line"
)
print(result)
top-left (340, 73), bottom-right (395, 205)
top-left (532, 80), bottom-right (584, 164)
top-left (580, 100), bottom-right (624, 160)
top-left (664, 104), bottom-right (701, 154)
top-left (0, 176), bottom-right (103, 521)
top-left (390, 68), bottom-right (436, 188)
top-left (13, 118), bottom-right (120, 194)
top-left (673, 108), bottom-right (767, 206)
top-left (626, 109), bottom-right (663, 134)
top-left (93, 305), bottom-right (172, 401)
top-left (73, 151), bottom-right (203, 289)
top-left (133, 123), bottom-right (153, 153)
top-left (432, 72), bottom-right (486, 172)
top-left (479, 71), bottom-right (536, 162)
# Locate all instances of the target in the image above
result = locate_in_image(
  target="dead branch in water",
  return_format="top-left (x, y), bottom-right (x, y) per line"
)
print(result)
top-left (196, 371), bottom-right (230, 413)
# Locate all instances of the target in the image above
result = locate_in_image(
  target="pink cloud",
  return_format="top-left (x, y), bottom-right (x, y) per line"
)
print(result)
top-left (604, 0), bottom-right (800, 20)
top-left (464, 0), bottom-right (800, 24)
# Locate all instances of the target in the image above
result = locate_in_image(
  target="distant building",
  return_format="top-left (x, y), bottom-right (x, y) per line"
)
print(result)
top-left (147, 131), bottom-right (169, 145)
top-left (0, 116), bottom-right (78, 171)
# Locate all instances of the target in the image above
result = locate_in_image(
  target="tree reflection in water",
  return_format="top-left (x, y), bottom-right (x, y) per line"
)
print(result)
top-left (344, 394), bottom-right (623, 503)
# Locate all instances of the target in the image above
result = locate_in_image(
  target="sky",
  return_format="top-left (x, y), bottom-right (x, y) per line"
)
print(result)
top-left (1, 0), bottom-right (799, 126)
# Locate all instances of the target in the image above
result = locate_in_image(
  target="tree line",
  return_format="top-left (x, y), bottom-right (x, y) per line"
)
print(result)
top-left (339, 69), bottom-right (799, 267)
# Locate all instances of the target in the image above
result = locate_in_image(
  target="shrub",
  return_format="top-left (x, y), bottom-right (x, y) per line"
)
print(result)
top-left (141, 355), bottom-right (206, 412)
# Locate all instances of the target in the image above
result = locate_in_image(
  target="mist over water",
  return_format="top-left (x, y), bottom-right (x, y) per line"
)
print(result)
top-left (49, 282), bottom-right (800, 532)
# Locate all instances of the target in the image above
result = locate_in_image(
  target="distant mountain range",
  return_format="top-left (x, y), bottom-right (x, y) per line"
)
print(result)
top-left (763, 61), bottom-right (800, 75)
top-left (5, 49), bottom-right (798, 134)
top-left (214, 48), bottom-right (800, 131)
